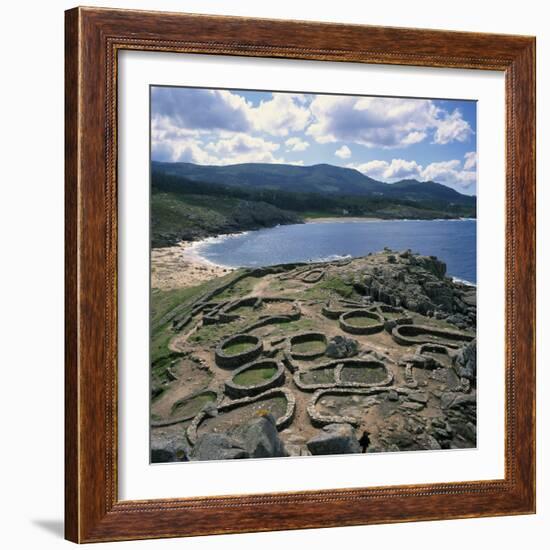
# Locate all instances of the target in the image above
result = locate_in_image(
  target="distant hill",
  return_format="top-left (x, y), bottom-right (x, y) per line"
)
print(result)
top-left (150, 162), bottom-right (476, 247)
top-left (152, 161), bottom-right (475, 208)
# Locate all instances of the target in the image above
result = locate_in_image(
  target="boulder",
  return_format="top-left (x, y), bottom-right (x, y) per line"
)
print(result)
top-left (423, 281), bottom-right (453, 310)
top-left (387, 390), bottom-right (399, 402)
top-left (191, 414), bottom-right (287, 461)
top-left (306, 423), bottom-right (361, 455)
top-left (235, 414), bottom-right (287, 458)
top-left (462, 292), bottom-right (477, 307)
top-left (190, 433), bottom-right (248, 461)
top-left (400, 353), bottom-right (436, 368)
top-left (440, 391), bottom-right (476, 410)
top-left (326, 335), bottom-right (359, 359)
top-left (453, 339), bottom-right (477, 382)
top-left (407, 391), bottom-right (429, 404)
top-left (151, 431), bottom-right (191, 463)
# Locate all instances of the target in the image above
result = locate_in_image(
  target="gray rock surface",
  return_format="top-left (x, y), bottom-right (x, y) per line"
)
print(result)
top-left (151, 430), bottom-right (192, 463)
top-left (360, 251), bottom-right (475, 328)
top-left (191, 433), bottom-right (248, 461)
top-left (191, 414), bottom-right (287, 461)
top-left (453, 339), bottom-right (477, 383)
top-left (306, 423), bottom-right (361, 455)
top-left (326, 335), bottom-right (359, 359)
top-left (234, 414), bottom-right (287, 458)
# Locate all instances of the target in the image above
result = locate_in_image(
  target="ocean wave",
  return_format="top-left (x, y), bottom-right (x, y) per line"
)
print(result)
top-left (452, 276), bottom-right (476, 287)
top-left (186, 231), bottom-right (250, 256)
top-left (308, 254), bottom-right (352, 263)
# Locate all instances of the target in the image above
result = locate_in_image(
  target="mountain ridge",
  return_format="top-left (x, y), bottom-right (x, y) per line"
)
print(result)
top-left (152, 161), bottom-right (475, 205)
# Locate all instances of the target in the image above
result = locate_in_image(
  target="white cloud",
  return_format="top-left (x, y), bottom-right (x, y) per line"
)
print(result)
top-left (151, 136), bottom-right (218, 164)
top-left (205, 134), bottom-right (282, 164)
top-left (285, 137), bottom-right (310, 152)
top-left (349, 157), bottom-right (477, 192)
top-left (421, 160), bottom-right (476, 188)
top-left (152, 133), bottom-right (287, 165)
top-left (152, 88), bottom-right (311, 140)
top-left (250, 94), bottom-right (310, 137)
top-left (307, 96), bottom-right (472, 149)
top-left (335, 145), bottom-right (351, 159)
top-left (464, 151), bottom-right (477, 170)
top-left (433, 109), bottom-right (473, 144)
top-left (151, 87), bottom-right (251, 134)
top-left (349, 159), bottom-right (422, 181)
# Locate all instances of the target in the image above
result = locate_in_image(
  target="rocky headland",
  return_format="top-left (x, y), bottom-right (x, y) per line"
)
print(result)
top-left (151, 249), bottom-right (477, 462)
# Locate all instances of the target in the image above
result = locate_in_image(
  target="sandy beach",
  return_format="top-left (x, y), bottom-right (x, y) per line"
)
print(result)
top-left (151, 241), bottom-right (235, 291)
top-left (305, 216), bottom-right (384, 223)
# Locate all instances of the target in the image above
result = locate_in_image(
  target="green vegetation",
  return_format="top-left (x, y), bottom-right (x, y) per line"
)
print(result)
top-left (150, 163), bottom-right (476, 248)
top-left (150, 270), bottom-right (246, 396)
top-left (190, 320), bottom-right (247, 345)
top-left (171, 391), bottom-right (217, 417)
top-left (151, 187), bottom-right (301, 248)
top-left (215, 275), bottom-right (258, 299)
top-left (301, 367), bottom-right (336, 385)
top-left (345, 316), bottom-right (380, 327)
top-left (151, 283), bottom-right (209, 364)
top-left (233, 366), bottom-right (277, 386)
top-left (223, 341), bottom-right (257, 356)
top-left (302, 276), bottom-right (358, 300)
top-left (272, 318), bottom-right (317, 335)
top-left (291, 340), bottom-right (326, 355)
top-left (340, 365), bottom-right (388, 385)
top-left (382, 311), bottom-right (405, 320)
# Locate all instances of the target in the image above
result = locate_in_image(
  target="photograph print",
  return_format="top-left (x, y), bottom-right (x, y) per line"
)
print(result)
top-left (150, 86), bottom-right (477, 463)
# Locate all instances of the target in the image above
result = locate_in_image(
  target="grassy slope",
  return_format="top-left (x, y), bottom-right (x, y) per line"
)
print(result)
top-left (151, 191), bottom-right (302, 248)
top-left (151, 270), bottom-right (245, 361)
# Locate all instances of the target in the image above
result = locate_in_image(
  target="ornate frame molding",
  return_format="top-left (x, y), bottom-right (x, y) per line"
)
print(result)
top-left (65, 7), bottom-right (535, 543)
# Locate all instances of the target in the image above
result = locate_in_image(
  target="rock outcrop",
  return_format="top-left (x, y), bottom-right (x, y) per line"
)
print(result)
top-left (325, 335), bottom-right (359, 359)
top-left (152, 250), bottom-right (477, 462)
top-left (151, 431), bottom-right (192, 463)
top-left (306, 423), bottom-right (361, 455)
top-left (453, 339), bottom-right (477, 384)
top-left (190, 414), bottom-right (287, 461)
top-left (359, 250), bottom-right (476, 329)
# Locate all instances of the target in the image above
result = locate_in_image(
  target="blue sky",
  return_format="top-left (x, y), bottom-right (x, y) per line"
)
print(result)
top-left (151, 86), bottom-right (477, 195)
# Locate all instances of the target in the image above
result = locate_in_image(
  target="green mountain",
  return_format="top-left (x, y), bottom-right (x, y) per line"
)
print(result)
top-left (152, 161), bottom-right (387, 195)
top-left (151, 161), bottom-right (475, 208)
top-left (150, 162), bottom-right (476, 247)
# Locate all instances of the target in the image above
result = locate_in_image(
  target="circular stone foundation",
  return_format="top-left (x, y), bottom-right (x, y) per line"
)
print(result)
top-left (299, 269), bottom-right (325, 283)
top-left (391, 324), bottom-right (474, 348)
top-left (374, 305), bottom-right (414, 332)
top-left (289, 331), bottom-right (328, 359)
top-left (339, 310), bottom-right (384, 335)
top-left (151, 388), bottom-right (222, 428)
top-left (336, 359), bottom-right (392, 386)
top-left (215, 334), bottom-right (263, 368)
top-left (187, 388), bottom-right (296, 445)
top-left (224, 359), bottom-right (285, 398)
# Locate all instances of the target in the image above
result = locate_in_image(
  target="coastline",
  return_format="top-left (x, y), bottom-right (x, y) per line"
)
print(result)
top-left (151, 241), bottom-right (234, 291)
top-left (305, 216), bottom-right (384, 223)
top-left (151, 216), bottom-right (477, 291)
top-left (305, 216), bottom-right (476, 224)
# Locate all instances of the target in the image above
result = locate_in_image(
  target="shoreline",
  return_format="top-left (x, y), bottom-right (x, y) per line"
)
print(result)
top-left (151, 241), bottom-right (235, 291)
top-left (152, 238), bottom-right (477, 290)
top-left (152, 215), bottom-right (477, 291)
top-left (305, 216), bottom-right (476, 224)
top-left (305, 216), bottom-right (383, 223)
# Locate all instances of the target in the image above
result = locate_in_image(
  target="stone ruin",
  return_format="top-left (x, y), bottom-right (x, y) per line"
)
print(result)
top-left (151, 251), bottom-right (477, 462)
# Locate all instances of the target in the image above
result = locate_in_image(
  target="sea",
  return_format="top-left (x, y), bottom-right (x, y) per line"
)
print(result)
top-left (192, 219), bottom-right (477, 284)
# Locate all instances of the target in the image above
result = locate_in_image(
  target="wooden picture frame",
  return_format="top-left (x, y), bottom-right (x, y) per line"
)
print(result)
top-left (65, 6), bottom-right (536, 543)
